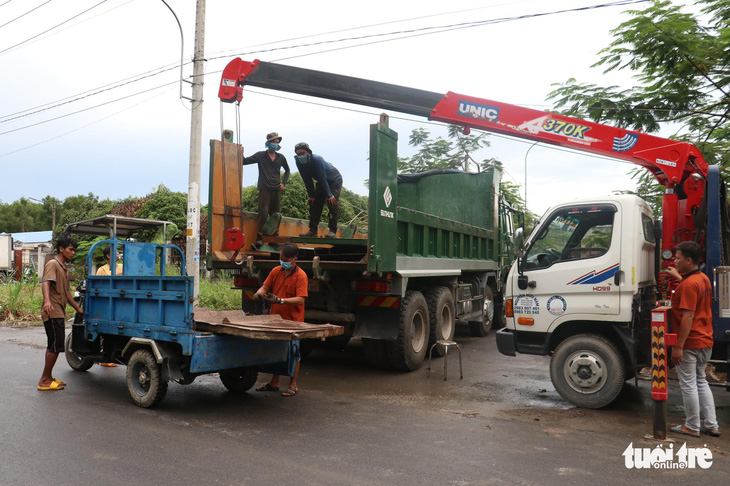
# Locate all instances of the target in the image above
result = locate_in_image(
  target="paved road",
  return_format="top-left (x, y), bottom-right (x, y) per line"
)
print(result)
top-left (1, 324), bottom-right (728, 486)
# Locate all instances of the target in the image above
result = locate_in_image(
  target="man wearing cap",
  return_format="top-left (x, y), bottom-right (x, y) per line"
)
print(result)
top-left (243, 132), bottom-right (291, 246)
top-left (294, 142), bottom-right (343, 238)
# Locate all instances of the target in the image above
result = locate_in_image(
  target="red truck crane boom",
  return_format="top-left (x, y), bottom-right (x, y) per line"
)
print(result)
top-left (218, 58), bottom-right (709, 259)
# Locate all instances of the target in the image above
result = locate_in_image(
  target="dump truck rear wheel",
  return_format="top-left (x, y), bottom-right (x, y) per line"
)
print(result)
top-left (424, 286), bottom-right (455, 357)
top-left (64, 333), bottom-right (94, 371)
top-left (126, 349), bottom-right (168, 408)
top-left (219, 367), bottom-right (258, 393)
top-left (387, 290), bottom-right (430, 371)
top-left (469, 287), bottom-right (495, 337)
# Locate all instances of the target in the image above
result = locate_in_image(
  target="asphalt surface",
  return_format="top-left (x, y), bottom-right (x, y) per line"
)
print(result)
top-left (1, 324), bottom-right (729, 486)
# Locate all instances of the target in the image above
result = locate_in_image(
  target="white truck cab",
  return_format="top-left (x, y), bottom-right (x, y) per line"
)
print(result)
top-left (497, 195), bottom-right (657, 408)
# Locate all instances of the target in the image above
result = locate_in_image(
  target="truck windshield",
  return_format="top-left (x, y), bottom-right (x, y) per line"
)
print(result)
top-left (524, 205), bottom-right (616, 269)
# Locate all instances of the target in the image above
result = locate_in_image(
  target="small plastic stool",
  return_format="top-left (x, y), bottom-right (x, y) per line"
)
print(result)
top-left (426, 340), bottom-right (463, 381)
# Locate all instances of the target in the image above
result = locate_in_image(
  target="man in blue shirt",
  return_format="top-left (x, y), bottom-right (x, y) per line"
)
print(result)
top-left (294, 142), bottom-right (343, 238)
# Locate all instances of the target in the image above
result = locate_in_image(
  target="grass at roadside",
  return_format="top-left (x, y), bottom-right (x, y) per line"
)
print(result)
top-left (0, 279), bottom-right (43, 324)
top-left (0, 276), bottom-right (242, 326)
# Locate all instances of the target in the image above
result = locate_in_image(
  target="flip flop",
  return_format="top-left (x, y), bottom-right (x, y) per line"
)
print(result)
top-left (53, 378), bottom-right (67, 386)
top-left (700, 426), bottom-right (721, 437)
top-left (38, 381), bottom-right (65, 391)
top-left (256, 383), bottom-right (279, 392)
top-left (282, 387), bottom-right (298, 397)
top-left (670, 425), bottom-right (700, 438)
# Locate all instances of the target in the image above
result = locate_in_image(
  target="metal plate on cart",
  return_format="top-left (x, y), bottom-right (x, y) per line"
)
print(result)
top-left (193, 308), bottom-right (343, 341)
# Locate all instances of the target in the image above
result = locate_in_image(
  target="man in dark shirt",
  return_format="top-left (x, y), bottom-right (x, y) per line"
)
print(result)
top-left (294, 142), bottom-right (343, 238)
top-left (243, 132), bottom-right (290, 246)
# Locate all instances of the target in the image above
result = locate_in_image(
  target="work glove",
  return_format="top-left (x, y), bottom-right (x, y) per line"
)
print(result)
top-left (262, 293), bottom-right (279, 304)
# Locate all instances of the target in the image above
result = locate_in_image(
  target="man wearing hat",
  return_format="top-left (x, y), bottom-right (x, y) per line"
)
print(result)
top-left (294, 142), bottom-right (343, 238)
top-left (243, 132), bottom-right (291, 246)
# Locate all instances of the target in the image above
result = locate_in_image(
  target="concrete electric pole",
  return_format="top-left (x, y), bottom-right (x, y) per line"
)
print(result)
top-left (186, 0), bottom-right (205, 303)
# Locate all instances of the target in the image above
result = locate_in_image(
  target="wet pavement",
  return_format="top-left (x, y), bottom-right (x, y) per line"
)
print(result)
top-left (1, 324), bottom-right (729, 485)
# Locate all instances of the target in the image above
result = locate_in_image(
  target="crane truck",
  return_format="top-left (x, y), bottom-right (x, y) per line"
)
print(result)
top-left (211, 59), bottom-right (729, 408)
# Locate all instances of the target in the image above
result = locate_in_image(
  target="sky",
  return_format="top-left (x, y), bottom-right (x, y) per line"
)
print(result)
top-left (0, 0), bottom-right (684, 218)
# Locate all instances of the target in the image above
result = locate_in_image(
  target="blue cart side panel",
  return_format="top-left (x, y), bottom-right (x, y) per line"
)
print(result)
top-left (190, 335), bottom-right (294, 375)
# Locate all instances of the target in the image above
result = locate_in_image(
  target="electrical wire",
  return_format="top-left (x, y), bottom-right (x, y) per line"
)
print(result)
top-left (0, 0), bottom-right (108, 56)
top-left (0, 0), bottom-right (53, 30)
top-left (0, 86), bottom-right (176, 159)
top-left (0, 0), bottom-right (15, 8)
top-left (0, 80), bottom-right (177, 137)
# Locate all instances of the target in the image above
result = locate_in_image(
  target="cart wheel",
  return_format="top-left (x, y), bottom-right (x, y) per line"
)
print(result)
top-left (126, 349), bottom-right (168, 408)
top-left (219, 367), bottom-right (258, 393)
top-left (64, 333), bottom-right (94, 371)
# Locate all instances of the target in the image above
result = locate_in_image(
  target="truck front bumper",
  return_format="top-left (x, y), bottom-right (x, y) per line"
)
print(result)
top-left (496, 328), bottom-right (517, 356)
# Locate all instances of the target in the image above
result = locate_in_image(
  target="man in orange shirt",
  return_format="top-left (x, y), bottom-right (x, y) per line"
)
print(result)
top-left (254, 243), bottom-right (308, 397)
top-left (668, 241), bottom-right (720, 438)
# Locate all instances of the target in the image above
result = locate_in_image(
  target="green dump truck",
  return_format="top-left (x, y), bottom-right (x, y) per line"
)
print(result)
top-left (208, 115), bottom-right (516, 371)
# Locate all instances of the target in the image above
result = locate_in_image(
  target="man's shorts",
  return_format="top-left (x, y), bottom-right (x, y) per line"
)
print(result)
top-left (292, 339), bottom-right (301, 362)
top-left (43, 318), bottom-right (66, 353)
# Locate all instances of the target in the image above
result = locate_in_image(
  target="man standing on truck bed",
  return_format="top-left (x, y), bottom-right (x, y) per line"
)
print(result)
top-left (38, 236), bottom-right (83, 391)
top-left (243, 132), bottom-right (290, 247)
top-left (667, 241), bottom-right (720, 438)
top-left (254, 243), bottom-right (308, 397)
top-left (294, 142), bottom-right (343, 238)
top-left (96, 245), bottom-right (122, 367)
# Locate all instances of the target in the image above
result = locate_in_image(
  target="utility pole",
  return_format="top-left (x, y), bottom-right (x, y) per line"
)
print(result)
top-left (186, 0), bottom-right (205, 303)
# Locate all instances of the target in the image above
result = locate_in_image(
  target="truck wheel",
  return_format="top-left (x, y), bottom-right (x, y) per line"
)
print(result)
top-left (424, 286), bottom-right (455, 357)
top-left (126, 349), bottom-right (168, 408)
top-left (387, 290), bottom-right (430, 371)
top-left (362, 338), bottom-right (390, 369)
top-left (469, 287), bottom-right (495, 337)
top-left (219, 367), bottom-right (258, 393)
top-left (549, 334), bottom-right (625, 409)
top-left (64, 333), bottom-right (94, 371)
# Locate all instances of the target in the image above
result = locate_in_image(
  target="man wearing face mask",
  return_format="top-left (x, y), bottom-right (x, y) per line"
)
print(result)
top-left (253, 243), bottom-right (308, 397)
top-left (294, 142), bottom-right (343, 238)
top-left (243, 132), bottom-right (290, 247)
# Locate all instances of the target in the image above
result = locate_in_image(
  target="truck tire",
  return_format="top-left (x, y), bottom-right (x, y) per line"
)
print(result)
top-left (469, 287), bottom-right (495, 337)
top-left (219, 367), bottom-right (258, 393)
top-left (386, 290), bottom-right (430, 371)
top-left (362, 338), bottom-right (390, 369)
top-left (64, 333), bottom-right (94, 372)
top-left (424, 286), bottom-right (455, 357)
top-left (549, 334), bottom-right (625, 409)
top-left (126, 349), bottom-right (168, 408)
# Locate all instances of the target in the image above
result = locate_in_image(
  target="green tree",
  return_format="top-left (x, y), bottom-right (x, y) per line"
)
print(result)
top-left (242, 173), bottom-right (369, 227)
top-left (136, 185), bottom-right (186, 239)
top-left (547, 0), bottom-right (730, 212)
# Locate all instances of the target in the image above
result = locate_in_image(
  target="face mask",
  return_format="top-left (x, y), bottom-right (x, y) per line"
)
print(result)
top-left (266, 142), bottom-right (280, 152)
top-left (280, 260), bottom-right (292, 270)
top-left (295, 154), bottom-right (311, 164)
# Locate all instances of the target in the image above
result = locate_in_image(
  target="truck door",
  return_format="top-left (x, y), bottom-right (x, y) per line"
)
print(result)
top-left (513, 204), bottom-right (621, 332)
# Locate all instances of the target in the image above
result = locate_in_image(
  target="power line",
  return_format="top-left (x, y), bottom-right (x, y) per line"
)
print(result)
top-left (210, 0), bottom-right (650, 62)
top-left (0, 80), bottom-right (176, 137)
top-left (1, 0), bottom-right (650, 148)
top-left (0, 0), bottom-right (108, 56)
top-left (0, 0), bottom-right (53, 30)
top-left (2, 0), bottom-right (646, 129)
top-left (0, 63), bottom-right (185, 124)
top-left (0, 0), bottom-right (15, 8)
top-left (0, 87), bottom-right (175, 159)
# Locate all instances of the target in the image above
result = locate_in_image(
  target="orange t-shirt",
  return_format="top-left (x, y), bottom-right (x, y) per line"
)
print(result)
top-left (670, 270), bottom-right (713, 349)
top-left (263, 265), bottom-right (308, 322)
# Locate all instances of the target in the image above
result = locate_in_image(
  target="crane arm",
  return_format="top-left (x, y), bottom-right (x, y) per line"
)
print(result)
top-left (218, 58), bottom-right (709, 251)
